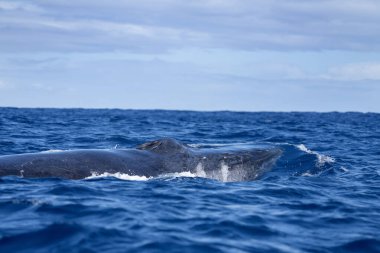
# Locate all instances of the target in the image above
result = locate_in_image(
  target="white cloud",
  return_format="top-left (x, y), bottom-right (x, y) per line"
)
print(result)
top-left (0, 14), bottom-right (209, 53)
top-left (0, 80), bottom-right (9, 89)
top-left (326, 63), bottom-right (380, 81)
top-left (30, 83), bottom-right (54, 91)
top-left (0, 0), bottom-right (379, 112)
top-left (0, 0), bottom-right (380, 52)
top-left (0, 1), bottom-right (41, 12)
top-left (0, 16), bottom-right (206, 39)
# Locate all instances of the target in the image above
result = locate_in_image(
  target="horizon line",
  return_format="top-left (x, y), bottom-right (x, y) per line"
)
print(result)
top-left (0, 106), bottom-right (378, 114)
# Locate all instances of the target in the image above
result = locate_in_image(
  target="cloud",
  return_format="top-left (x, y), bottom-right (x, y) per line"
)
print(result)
top-left (0, 1), bottom-right (41, 12)
top-left (0, 14), bottom-right (208, 53)
top-left (325, 62), bottom-right (380, 81)
top-left (1, 52), bottom-right (379, 111)
top-left (30, 83), bottom-right (54, 91)
top-left (0, 80), bottom-right (10, 89)
top-left (0, 0), bottom-right (380, 53)
top-left (0, 1), bottom-right (379, 112)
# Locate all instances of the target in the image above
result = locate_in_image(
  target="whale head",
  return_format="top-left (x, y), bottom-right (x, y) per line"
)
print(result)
top-left (137, 138), bottom-right (282, 181)
top-left (191, 146), bottom-right (283, 182)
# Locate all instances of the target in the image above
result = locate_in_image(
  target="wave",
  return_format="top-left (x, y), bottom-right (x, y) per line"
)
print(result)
top-left (85, 171), bottom-right (204, 182)
top-left (41, 149), bottom-right (66, 153)
top-left (86, 172), bottom-right (151, 181)
top-left (296, 144), bottom-right (335, 166)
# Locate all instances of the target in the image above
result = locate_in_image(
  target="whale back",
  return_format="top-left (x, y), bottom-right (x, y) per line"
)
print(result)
top-left (136, 138), bottom-right (188, 154)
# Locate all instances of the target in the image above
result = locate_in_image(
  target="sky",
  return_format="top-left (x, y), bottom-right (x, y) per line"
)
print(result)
top-left (0, 0), bottom-right (379, 112)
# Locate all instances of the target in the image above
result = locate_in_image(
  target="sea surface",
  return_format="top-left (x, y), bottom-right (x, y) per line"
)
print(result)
top-left (0, 108), bottom-right (379, 253)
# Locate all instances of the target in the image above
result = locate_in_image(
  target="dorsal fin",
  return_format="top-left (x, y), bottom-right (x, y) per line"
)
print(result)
top-left (137, 138), bottom-right (187, 154)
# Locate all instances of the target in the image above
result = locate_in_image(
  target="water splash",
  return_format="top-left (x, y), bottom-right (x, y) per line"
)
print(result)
top-left (86, 172), bottom-right (151, 181)
top-left (220, 161), bottom-right (230, 182)
top-left (296, 144), bottom-right (335, 166)
top-left (41, 149), bottom-right (65, 153)
top-left (195, 162), bottom-right (207, 177)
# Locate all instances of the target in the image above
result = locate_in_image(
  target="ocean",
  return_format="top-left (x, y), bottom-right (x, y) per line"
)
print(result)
top-left (0, 108), bottom-right (379, 253)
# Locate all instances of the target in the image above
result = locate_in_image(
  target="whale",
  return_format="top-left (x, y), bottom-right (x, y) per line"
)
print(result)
top-left (0, 138), bottom-right (282, 182)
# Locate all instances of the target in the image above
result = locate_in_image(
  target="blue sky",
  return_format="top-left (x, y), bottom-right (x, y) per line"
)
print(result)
top-left (0, 0), bottom-right (379, 112)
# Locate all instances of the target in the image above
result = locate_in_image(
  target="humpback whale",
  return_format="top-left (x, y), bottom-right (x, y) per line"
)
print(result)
top-left (0, 138), bottom-right (282, 182)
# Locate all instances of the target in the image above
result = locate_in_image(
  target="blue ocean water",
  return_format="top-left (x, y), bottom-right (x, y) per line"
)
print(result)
top-left (0, 108), bottom-right (379, 253)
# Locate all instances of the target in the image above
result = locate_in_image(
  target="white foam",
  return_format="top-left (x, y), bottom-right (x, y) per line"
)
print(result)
top-left (86, 171), bottom-right (204, 181)
top-left (220, 162), bottom-right (229, 182)
top-left (41, 149), bottom-right (65, 153)
top-left (296, 144), bottom-right (335, 166)
top-left (301, 172), bottom-right (314, 177)
top-left (84, 162), bottom-right (234, 182)
top-left (195, 162), bottom-right (207, 177)
top-left (86, 172), bottom-right (151, 181)
top-left (158, 171), bottom-right (198, 179)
